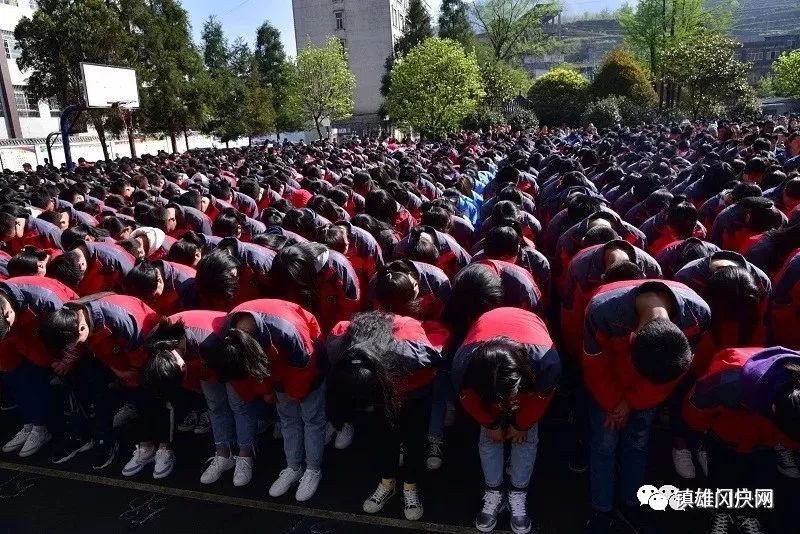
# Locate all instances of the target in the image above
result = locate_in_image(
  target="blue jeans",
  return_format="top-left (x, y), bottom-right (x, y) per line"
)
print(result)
top-left (275, 382), bottom-right (326, 471)
top-left (1, 361), bottom-right (50, 426)
top-left (478, 425), bottom-right (539, 489)
top-left (588, 398), bottom-right (656, 512)
top-left (427, 368), bottom-right (453, 441)
top-left (200, 381), bottom-right (258, 447)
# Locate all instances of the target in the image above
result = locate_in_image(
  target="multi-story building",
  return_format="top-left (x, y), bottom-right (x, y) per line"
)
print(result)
top-left (0, 0), bottom-right (61, 140)
top-left (738, 34), bottom-right (800, 85)
top-left (291, 0), bottom-right (431, 138)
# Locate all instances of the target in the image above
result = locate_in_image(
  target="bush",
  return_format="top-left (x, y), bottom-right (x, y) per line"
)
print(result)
top-left (527, 67), bottom-right (590, 127)
top-left (504, 108), bottom-right (539, 132)
top-left (616, 96), bottom-right (656, 124)
top-left (581, 97), bottom-right (622, 129)
top-left (461, 108), bottom-right (504, 131)
top-left (592, 49), bottom-right (657, 107)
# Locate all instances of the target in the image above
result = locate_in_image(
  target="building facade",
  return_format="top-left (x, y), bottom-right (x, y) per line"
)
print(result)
top-left (1, 0), bottom-right (61, 140)
top-left (738, 34), bottom-right (800, 85)
top-left (291, 0), bottom-right (430, 137)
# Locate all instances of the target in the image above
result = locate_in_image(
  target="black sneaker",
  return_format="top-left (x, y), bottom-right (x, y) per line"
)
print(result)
top-left (0, 387), bottom-right (16, 411)
top-left (508, 489), bottom-right (532, 534)
top-left (617, 504), bottom-right (657, 534)
top-left (710, 512), bottom-right (734, 534)
top-left (584, 511), bottom-right (613, 534)
top-left (91, 440), bottom-right (119, 470)
top-left (475, 488), bottom-right (506, 533)
top-left (569, 440), bottom-right (588, 474)
top-left (51, 436), bottom-right (94, 464)
top-left (732, 514), bottom-right (765, 534)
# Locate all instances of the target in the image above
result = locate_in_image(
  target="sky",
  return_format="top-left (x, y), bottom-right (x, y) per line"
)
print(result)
top-left (182, 0), bottom-right (624, 58)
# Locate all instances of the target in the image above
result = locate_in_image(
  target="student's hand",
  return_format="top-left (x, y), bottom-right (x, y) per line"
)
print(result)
top-left (604, 400), bottom-right (630, 431)
top-left (485, 427), bottom-right (504, 443)
top-left (507, 427), bottom-right (527, 444)
top-left (51, 360), bottom-right (70, 376)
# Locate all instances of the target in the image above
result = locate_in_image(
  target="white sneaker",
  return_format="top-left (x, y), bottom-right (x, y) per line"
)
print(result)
top-left (3, 426), bottom-right (32, 453)
top-left (193, 411), bottom-right (211, 434)
top-left (775, 445), bottom-right (800, 478)
top-left (113, 404), bottom-right (138, 428)
top-left (273, 422), bottom-right (282, 440)
top-left (19, 428), bottom-right (51, 457)
top-left (403, 486), bottom-right (424, 521)
top-left (334, 423), bottom-right (354, 450)
top-left (153, 449), bottom-right (175, 479)
top-left (200, 454), bottom-right (235, 484)
top-left (325, 422), bottom-right (336, 445)
top-left (696, 447), bottom-right (709, 477)
top-left (363, 482), bottom-right (396, 514)
top-left (295, 469), bottom-right (322, 502)
top-left (233, 456), bottom-right (254, 487)
top-left (269, 466), bottom-right (303, 497)
top-left (122, 445), bottom-right (155, 476)
top-left (672, 447), bottom-right (696, 479)
top-left (177, 410), bottom-right (198, 432)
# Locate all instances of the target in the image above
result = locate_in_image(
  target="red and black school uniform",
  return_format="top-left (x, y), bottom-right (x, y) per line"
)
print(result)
top-left (471, 245), bottom-right (552, 306)
top-left (337, 221), bottom-right (384, 296)
top-left (478, 259), bottom-right (543, 315)
top-left (709, 201), bottom-right (788, 252)
top-left (147, 260), bottom-right (198, 316)
top-left (167, 204), bottom-right (213, 239)
top-left (392, 227), bottom-right (472, 279)
top-left (76, 242), bottom-right (136, 296)
top-left (5, 217), bottom-right (63, 256)
top-left (768, 248), bottom-right (800, 349)
top-left (316, 249), bottom-right (362, 334)
top-left (367, 260), bottom-right (451, 322)
top-left (654, 238), bottom-right (721, 280)
top-left (639, 210), bottom-right (707, 256)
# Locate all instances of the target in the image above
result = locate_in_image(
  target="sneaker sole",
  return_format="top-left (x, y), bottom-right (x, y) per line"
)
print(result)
top-left (153, 463), bottom-right (174, 480)
top-left (404, 508), bottom-right (424, 521)
top-left (475, 521), bottom-right (498, 533)
top-left (269, 477), bottom-right (303, 497)
top-left (92, 443), bottom-right (119, 470)
top-left (363, 489), bottom-right (396, 514)
top-left (52, 440), bottom-right (94, 464)
top-left (3, 443), bottom-right (26, 453)
top-left (511, 522), bottom-right (532, 534)
top-left (296, 480), bottom-right (321, 502)
top-left (777, 465), bottom-right (800, 478)
top-left (122, 458), bottom-right (154, 477)
top-left (19, 436), bottom-right (52, 458)
top-left (193, 427), bottom-right (211, 435)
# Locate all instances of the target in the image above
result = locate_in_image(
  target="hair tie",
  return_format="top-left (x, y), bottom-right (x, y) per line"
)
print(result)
top-left (350, 359), bottom-right (363, 365)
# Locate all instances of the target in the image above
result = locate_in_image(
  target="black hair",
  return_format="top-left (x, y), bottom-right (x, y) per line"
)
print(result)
top-left (582, 225), bottom-right (620, 247)
top-left (195, 249), bottom-right (242, 309)
top-left (124, 260), bottom-right (161, 299)
top-left (631, 318), bottom-right (691, 384)
top-left (283, 208), bottom-right (319, 240)
top-left (773, 362), bottom-right (800, 442)
top-left (443, 263), bottom-right (504, 348)
top-left (364, 189), bottom-right (397, 225)
top-left (0, 290), bottom-right (14, 341)
top-left (373, 259), bottom-right (421, 316)
top-left (0, 212), bottom-right (15, 238)
top-left (7, 246), bottom-right (47, 277)
top-left (406, 228), bottom-right (440, 265)
top-left (317, 224), bottom-right (348, 254)
top-left (46, 250), bottom-right (83, 288)
top-left (100, 216), bottom-right (133, 239)
top-left (238, 180), bottom-right (261, 203)
top-left (326, 311), bottom-right (403, 427)
top-left (166, 231), bottom-right (205, 267)
top-left (420, 206), bottom-right (452, 233)
top-left (39, 307), bottom-right (80, 355)
top-left (666, 197), bottom-right (698, 239)
top-left (270, 242), bottom-right (325, 314)
top-left (705, 266), bottom-right (765, 346)
top-left (601, 261), bottom-right (645, 283)
top-left (761, 223), bottom-right (800, 272)
top-left (38, 210), bottom-right (66, 228)
top-left (483, 224), bottom-right (521, 259)
top-left (730, 182), bottom-right (762, 202)
top-left (741, 197), bottom-right (783, 233)
top-left (60, 223), bottom-right (109, 251)
top-left (461, 337), bottom-right (536, 410)
top-left (209, 326), bottom-right (270, 382)
top-left (680, 238), bottom-right (718, 268)
top-left (251, 233), bottom-right (295, 251)
top-left (212, 207), bottom-right (246, 239)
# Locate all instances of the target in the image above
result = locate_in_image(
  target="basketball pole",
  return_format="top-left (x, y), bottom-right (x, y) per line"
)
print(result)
top-left (60, 104), bottom-right (86, 170)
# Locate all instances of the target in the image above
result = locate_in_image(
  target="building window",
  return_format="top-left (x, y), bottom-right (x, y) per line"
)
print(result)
top-left (13, 86), bottom-right (40, 118)
top-left (339, 38), bottom-right (347, 50)
top-left (334, 10), bottom-right (344, 30)
top-left (755, 51), bottom-right (764, 61)
top-left (48, 96), bottom-right (61, 118)
top-left (1, 30), bottom-right (21, 60)
top-left (1, 0), bottom-right (20, 6)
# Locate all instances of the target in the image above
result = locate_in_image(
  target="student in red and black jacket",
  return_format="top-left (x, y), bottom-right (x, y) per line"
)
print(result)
top-left (561, 240), bottom-right (661, 361)
top-left (40, 293), bottom-right (158, 470)
top-left (195, 238), bottom-right (275, 311)
top-left (654, 237), bottom-right (721, 280)
top-left (452, 307), bottom-right (560, 534)
top-left (0, 276), bottom-right (78, 458)
top-left (124, 259), bottom-right (197, 316)
top-left (47, 240), bottom-right (136, 296)
top-left (767, 248), bottom-right (800, 349)
top-left (368, 259), bottom-right (451, 322)
top-left (327, 311), bottom-right (443, 522)
top-left (708, 196), bottom-right (786, 252)
top-left (208, 299), bottom-right (324, 500)
top-left (683, 347), bottom-right (800, 531)
top-left (582, 280), bottom-right (710, 532)
top-left (392, 226), bottom-right (471, 279)
top-left (317, 221), bottom-right (384, 297)
top-left (0, 205), bottom-right (63, 256)
top-left (639, 198), bottom-right (706, 256)
top-left (270, 242), bottom-right (361, 334)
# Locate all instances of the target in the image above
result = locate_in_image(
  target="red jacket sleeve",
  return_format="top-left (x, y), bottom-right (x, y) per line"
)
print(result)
top-left (582, 319), bottom-right (624, 412)
top-left (459, 389), bottom-right (498, 428)
top-left (513, 391), bottom-right (554, 430)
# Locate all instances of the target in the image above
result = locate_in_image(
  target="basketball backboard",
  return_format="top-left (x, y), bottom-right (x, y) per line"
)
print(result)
top-left (80, 62), bottom-right (140, 109)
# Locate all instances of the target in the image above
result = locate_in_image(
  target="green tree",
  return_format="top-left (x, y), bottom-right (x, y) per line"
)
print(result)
top-left (254, 21), bottom-right (303, 133)
top-left (395, 0), bottom-right (434, 56)
top-left (581, 97), bottom-right (622, 129)
top-left (662, 34), bottom-right (750, 119)
top-left (287, 37), bottom-right (356, 139)
top-left (438, 0), bottom-right (474, 51)
top-left (387, 37), bottom-right (484, 137)
top-left (241, 63), bottom-right (277, 143)
top-left (228, 38), bottom-right (254, 78)
top-left (201, 16), bottom-right (228, 72)
top-left (756, 76), bottom-right (778, 98)
top-left (527, 66), bottom-right (590, 126)
top-left (480, 59), bottom-right (531, 110)
top-left (471, 0), bottom-right (560, 63)
top-left (591, 48), bottom-right (656, 106)
top-left (619, 0), bottom-right (737, 109)
top-left (15, 0), bottom-right (137, 160)
top-left (121, 0), bottom-right (209, 152)
top-left (773, 50), bottom-right (800, 98)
